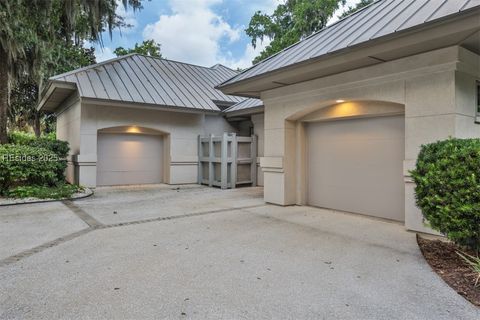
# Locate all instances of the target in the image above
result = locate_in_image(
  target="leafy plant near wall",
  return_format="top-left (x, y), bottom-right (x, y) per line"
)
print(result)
top-left (411, 138), bottom-right (480, 252)
top-left (8, 131), bottom-right (68, 180)
top-left (0, 132), bottom-right (77, 198)
top-left (0, 144), bottom-right (63, 193)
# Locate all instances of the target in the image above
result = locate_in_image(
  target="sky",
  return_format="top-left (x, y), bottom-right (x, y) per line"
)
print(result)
top-left (92, 0), bottom-right (361, 69)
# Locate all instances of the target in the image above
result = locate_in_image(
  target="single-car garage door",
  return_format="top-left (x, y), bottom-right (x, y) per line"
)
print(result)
top-left (97, 133), bottom-right (164, 186)
top-left (306, 115), bottom-right (405, 221)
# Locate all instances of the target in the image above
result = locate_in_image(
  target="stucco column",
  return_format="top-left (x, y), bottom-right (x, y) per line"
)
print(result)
top-left (404, 70), bottom-right (457, 233)
top-left (261, 101), bottom-right (298, 205)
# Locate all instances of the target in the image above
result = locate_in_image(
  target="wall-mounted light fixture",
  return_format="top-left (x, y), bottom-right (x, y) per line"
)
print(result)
top-left (336, 99), bottom-right (345, 103)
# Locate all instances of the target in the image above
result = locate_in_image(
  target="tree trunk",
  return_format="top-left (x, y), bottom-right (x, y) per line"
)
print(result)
top-left (0, 47), bottom-right (9, 144)
top-left (33, 111), bottom-right (41, 138)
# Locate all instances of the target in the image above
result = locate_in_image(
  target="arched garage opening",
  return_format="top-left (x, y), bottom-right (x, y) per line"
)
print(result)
top-left (298, 100), bottom-right (406, 222)
top-left (97, 126), bottom-right (169, 186)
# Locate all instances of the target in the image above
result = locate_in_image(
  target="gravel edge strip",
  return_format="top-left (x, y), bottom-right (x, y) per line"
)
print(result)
top-left (0, 188), bottom-right (94, 207)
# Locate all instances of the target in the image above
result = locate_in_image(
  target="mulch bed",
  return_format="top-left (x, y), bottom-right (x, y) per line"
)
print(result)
top-left (417, 235), bottom-right (480, 307)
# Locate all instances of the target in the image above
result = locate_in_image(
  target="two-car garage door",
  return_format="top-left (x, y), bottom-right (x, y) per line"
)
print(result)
top-left (306, 115), bottom-right (405, 221)
top-left (97, 133), bottom-right (164, 186)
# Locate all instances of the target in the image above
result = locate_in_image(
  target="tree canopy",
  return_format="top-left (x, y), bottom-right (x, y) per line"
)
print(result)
top-left (0, 0), bottom-right (144, 143)
top-left (338, 0), bottom-right (374, 19)
top-left (114, 40), bottom-right (163, 58)
top-left (9, 46), bottom-right (96, 136)
top-left (246, 0), bottom-right (346, 64)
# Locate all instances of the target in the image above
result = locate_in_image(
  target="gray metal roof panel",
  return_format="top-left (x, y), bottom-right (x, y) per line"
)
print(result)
top-left (224, 98), bottom-right (263, 113)
top-left (48, 54), bottom-right (244, 111)
top-left (129, 55), bottom-right (167, 105)
top-left (221, 0), bottom-right (479, 87)
top-left (132, 55), bottom-right (170, 105)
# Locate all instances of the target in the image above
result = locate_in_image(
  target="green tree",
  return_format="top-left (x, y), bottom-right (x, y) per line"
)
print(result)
top-left (0, 0), bottom-right (144, 144)
top-left (9, 46), bottom-right (96, 137)
top-left (114, 40), bottom-right (163, 58)
top-left (246, 0), bottom-right (346, 64)
top-left (338, 0), bottom-right (374, 19)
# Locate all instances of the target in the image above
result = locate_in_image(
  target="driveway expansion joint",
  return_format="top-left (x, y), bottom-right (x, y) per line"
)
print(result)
top-left (62, 200), bottom-right (103, 228)
top-left (98, 204), bottom-right (268, 229)
top-left (0, 204), bottom-right (267, 267)
top-left (0, 228), bottom-right (93, 267)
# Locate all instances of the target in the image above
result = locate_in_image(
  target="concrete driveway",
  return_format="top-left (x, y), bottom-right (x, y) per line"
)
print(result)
top-left (0, 185), bottom-right (478, 319)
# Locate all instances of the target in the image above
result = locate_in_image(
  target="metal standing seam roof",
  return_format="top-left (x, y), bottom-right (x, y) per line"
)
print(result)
top-left (50, 53), bottom-right (244, 112)
top-left (223, 98), bottom-right (264, 113)
top-left (220, 0), bottom-right (480, 87)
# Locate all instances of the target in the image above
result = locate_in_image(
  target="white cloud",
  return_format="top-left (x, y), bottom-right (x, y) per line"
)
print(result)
top-left (115, 0), bottom-right (138, 34)
top-left (143, 0), bottom-right (241, 66)
top-left (95, 47), bottom-right (116, 62)
top-left (219, 39), bottom-right (271, 70)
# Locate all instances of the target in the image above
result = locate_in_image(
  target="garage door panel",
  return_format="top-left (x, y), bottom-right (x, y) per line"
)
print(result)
top-left (313, 184), bottom-right (399, 218)
top-left (97, 156), bottom-right (162, 172)
top-left (307, 115), bottom-right (405, 221)
top-left (97, 133), bottom-right (164, 186)
top-left (98, 171), bottom-right (162, 186)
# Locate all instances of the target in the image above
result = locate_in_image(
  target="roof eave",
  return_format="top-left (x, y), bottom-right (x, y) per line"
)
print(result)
top-left (80, 97), bottom-right (222, 115)
top-left (218, 8), bottom-right (480, 96)
top-left (224, 106), bottom-right (265, 118)
top-left (37, 80), bottom-right (78, 112)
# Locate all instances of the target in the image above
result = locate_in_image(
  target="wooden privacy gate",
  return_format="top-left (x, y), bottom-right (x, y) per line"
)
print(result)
top-left (198, 133), bottom-right (257, 189)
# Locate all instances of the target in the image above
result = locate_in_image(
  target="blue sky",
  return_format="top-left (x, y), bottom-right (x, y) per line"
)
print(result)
top-left (93, 0), bottom-right (359, 69)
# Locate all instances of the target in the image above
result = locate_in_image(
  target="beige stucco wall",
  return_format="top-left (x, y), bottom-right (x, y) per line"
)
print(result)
top-left (204, 114), bottom-right (238, 136)
top-left (57, 101), bottom-right (241, 187)
top-left (260, 46), bottom-right (480, 234)
top-left (56, 96), bottom-right (81, 184)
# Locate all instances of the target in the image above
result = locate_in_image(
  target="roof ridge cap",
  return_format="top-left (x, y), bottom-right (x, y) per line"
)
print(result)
top-left (50, 53), bottom-right (138, 79)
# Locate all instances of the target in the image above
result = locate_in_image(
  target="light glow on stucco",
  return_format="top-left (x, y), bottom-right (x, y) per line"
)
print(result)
top-left (126, 126), bottom-right (141, 134)
top-left (331, 102), bottom-right (360, 118)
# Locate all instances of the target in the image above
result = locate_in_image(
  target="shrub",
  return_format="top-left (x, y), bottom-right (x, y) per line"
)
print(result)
top-left (29, 138), bottom-right (69, 159)
top-left (0, 144), bottom-right (66, 194)
top-left (8, 131), bottom-right (68, 158)
top-left (8, 131), bottom-right (37, 145)
top-left (7, 184), bottom-right (82, 199)
top-left (411, 138), bottom-right (480, 252)
top-left (7, 131), bottom-right (68, 180)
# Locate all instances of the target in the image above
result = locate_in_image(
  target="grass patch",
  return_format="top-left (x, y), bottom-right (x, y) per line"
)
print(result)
top-left (7, 184), bottom-right (83, 199)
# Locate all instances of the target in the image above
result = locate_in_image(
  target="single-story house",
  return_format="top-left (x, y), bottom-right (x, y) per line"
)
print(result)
top-left (38, 55), bottom-right (265, 188)
top-left (218, 0), bottom-right (480, 233)
top-left (39, 0), bottom-right (480, 234)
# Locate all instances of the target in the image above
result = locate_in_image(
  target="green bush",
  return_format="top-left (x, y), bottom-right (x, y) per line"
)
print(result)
top-left (7, 131), bottom-right (68, 180)
top-left (8, 131), bottom-right (67, 158)
top-left (8, 131), bottom-right (37, 145)
top-left (8, 184), bottom-right (82, 199)
top-left (411, 138), bottom-right (480, 251)
top-left (29, 138), bottom-right (69, 159)
top-left (0, 144), bottom-right (66, 194)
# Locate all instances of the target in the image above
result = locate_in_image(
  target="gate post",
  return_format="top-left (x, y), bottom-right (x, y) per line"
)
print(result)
top-left (208, 134), bottom-right (214, 187)
top-left (251, 134), bottom-right (257, 187)
top-left (197, 135), bottom-right (202, 184)
top-left (220, 132), bottom-right (228, 189)
top-left (231, 133), bottom-right (237, 189)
